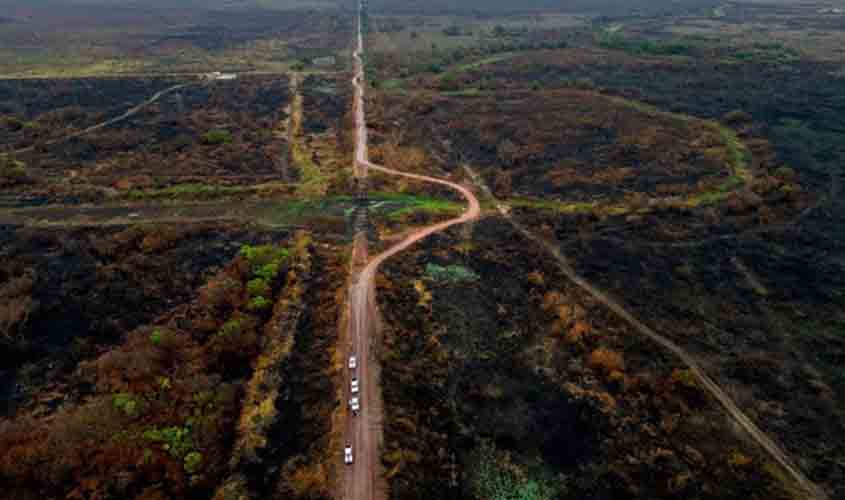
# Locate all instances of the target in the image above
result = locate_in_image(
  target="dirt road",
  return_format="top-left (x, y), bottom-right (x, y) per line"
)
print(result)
top-left (341, 4), bottom-right (480, 500)
top-left (463, 165), bottom-right (829, 500)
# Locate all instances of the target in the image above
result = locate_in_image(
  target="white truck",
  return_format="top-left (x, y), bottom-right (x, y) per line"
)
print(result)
top-left (349, 396), bottom-right (360, 415)
top-left (351, 377), bottom-right (360, 394)
top-left (344, 445), bottom-right (354, 465)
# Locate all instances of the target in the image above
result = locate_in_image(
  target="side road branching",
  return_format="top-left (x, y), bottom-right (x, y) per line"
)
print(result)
top-left (463, 165), bottom-right (829, 500)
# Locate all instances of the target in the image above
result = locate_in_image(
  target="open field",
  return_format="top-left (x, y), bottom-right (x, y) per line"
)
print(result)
top-left (0, 1), bottom-right (351, 78)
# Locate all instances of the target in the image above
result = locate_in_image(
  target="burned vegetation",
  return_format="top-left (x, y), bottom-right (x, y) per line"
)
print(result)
top-left (363, 0), bottom-right (844, 498)
top-left (375, 221), bottom-right (794, 500)
top-left (0, 227), bottom-right (347, 500)
top-left (1, 0), bottom-right (843, 499)
top-left (0, 76), bottom-right (293, 201)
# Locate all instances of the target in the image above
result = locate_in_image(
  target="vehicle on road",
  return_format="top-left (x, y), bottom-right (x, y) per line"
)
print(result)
top-left (349, 396), bottom-right (360, 414)
top-left (348, 355), bottom-right (357, 369)
top-left (351, 377), bottom-right (359, 394)
top-left (344, 445), bottom-right (353, 465)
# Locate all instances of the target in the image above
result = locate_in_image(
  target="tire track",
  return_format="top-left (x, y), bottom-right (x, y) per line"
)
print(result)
top-left (463, 165), bottom-right (828, 500)
top-left (10, 82), bottom-right (192, 156)
top-left (340, 4), bottom-right (480, 500)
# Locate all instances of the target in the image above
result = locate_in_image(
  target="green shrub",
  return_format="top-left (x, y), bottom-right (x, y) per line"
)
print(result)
top-left (255, 262), bottom-right (281, 281)
top-left (471, 444), bottom-right (557, 500)
top-left (143, 426), bottom-right (193, 459)
top-left (247, 296), bottom-right (272, 312)
top-left (113, 393), bottom-right (140, 417)
top-left (239, 245), bottom-right (289, 268)
top-left (425, 263), bottom-right (480, 284)
top-left (219, 319), bottom-right (243, 337)
top-left (184, 451), bottom-right (203, 473)
top-left (200, 129), bottom-right (233, 146)
top-left (246, 278), bottom-right (271, 298)
top-left (599, 32), bottom-right (693, 56)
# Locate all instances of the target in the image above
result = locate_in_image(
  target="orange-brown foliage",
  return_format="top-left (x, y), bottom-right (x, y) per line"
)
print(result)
top-left (588, 348), bottom-right (625, 374)
top-left (542, 291), bottom-right (564, 312)
top-left (565, 320), bottom-right (592, 345)
top-left (0, 242), bottom-right (292, 499)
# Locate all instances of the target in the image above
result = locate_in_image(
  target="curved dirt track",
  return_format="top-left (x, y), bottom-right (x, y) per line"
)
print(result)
top-left (463, 165), bottom-right (829, 500)
top-left (341, 5), bottom-right (480, 500)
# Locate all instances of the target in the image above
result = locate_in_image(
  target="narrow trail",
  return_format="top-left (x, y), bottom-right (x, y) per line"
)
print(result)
top-left (463, 166), bottom-right (829, 500)
top-left (9, 82), bottom-right (192, 156)
top-left (579, 172), bottom-right (842, 251)
top-left (340, 4), bottom-right (480, 500)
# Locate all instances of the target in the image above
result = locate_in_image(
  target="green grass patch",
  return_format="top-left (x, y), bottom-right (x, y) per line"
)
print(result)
top-left (293, 141), bottom-right (330, 197)
top-left (508, 197), bottom-right (598, 214)
top-left (143, 425), bottom-right (197, 467)
top-left (200, 129), bottom-right (233, 146)
top-left (113, 393), bottom-right (141, 418)
top-left (372, 192), bottom-right (463, 219)
top-left (444, 52), bottom-right (516, 78)
top-left (425, 263), bottom-right (480, 284)
top-left (381, 78), bottom-right (405, 90)
top-left (728, 43), bottom-right (801, 64)
top-left (126, 183), bottom-right (251, 200)
top-left (598, 31), bottom-right (695, 56)
top-left (685, 175), bottom-right (745, 207)
top-left (718, 126), bottom-right (752, 181)
top-left (470, 443), bottom-right (558, 500)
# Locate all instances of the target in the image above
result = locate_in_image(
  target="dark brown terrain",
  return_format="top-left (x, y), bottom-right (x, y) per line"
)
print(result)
top-left (1, 0), bottom-right (844, 499)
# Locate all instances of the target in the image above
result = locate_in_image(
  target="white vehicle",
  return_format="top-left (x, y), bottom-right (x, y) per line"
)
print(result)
top-left (351, 377), bottom-right (360, 394)
top-left (344, 445), bottom-right (354, 465)
top-left (348, 356), bottom-right (357, 369)
top-left (349, 396), bottom-right (360, 414)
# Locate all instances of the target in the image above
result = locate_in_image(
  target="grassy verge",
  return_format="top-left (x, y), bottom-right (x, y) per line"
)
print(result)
top-left (445, 52), bottom-right (516, 77)
top-left (602, 93), bottom-right (754, 207)
top-left (125, 183), bottom-right (254, 200)
top-left (508, 198), bottom-right (599, 214)
top-left (292, 140), bottom-right (331, 198)
top-left (364, 191), bottom-right (464, 219)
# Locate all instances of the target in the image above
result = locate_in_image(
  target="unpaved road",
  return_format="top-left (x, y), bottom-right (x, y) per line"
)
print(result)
top-left (343, 1), bottom-right (826, 498)
top-left (463, 165), bottom-right (829, 500)
top-left (341, 4), bottom-right (480, 500)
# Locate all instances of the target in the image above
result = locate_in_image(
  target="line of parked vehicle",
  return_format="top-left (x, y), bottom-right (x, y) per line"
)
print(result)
top-left (345, 355), bottom-right (359, 465)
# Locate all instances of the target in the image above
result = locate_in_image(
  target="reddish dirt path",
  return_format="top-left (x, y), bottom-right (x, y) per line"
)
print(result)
top-left (340, 4), bottom-right (480, 500)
